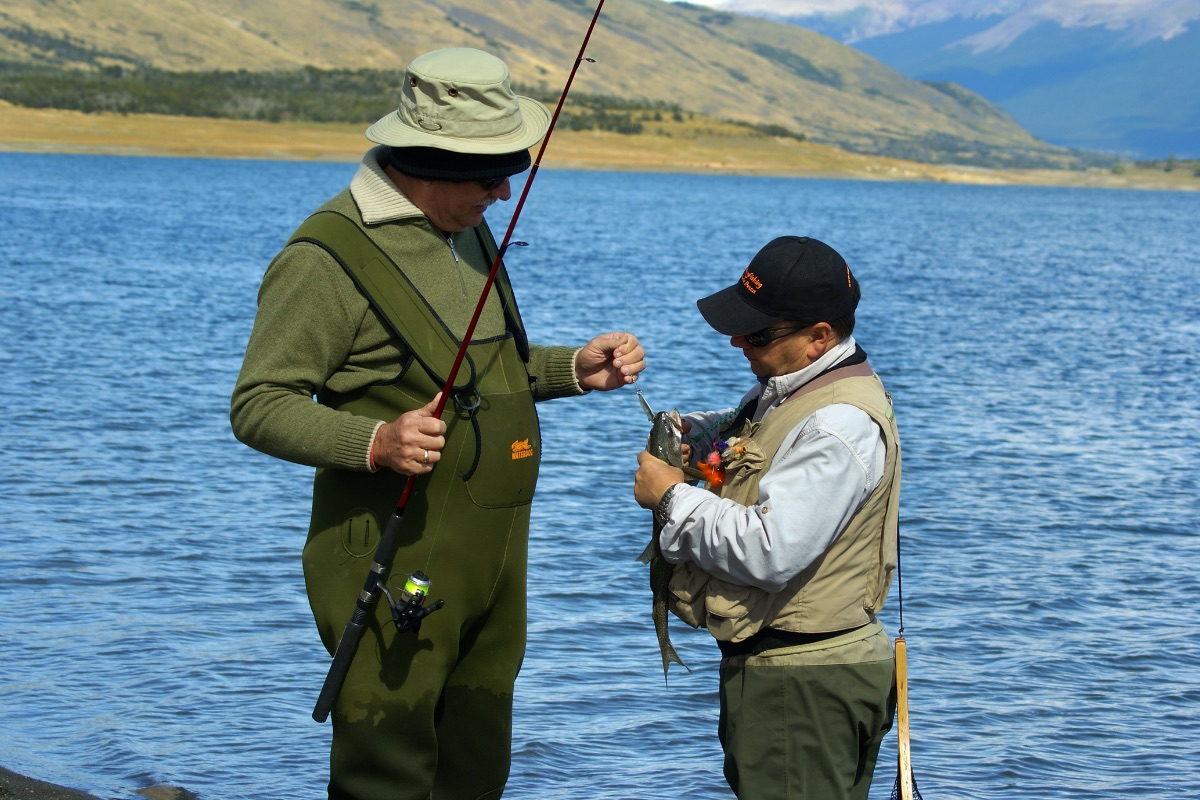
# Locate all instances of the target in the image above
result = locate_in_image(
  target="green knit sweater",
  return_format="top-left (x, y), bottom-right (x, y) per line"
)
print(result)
top-left (230, 147), bottom-right (582, 472)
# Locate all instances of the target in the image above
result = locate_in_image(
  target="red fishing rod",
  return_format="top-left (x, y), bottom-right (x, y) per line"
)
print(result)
top-left (313, 0), bottom-right (608, 723)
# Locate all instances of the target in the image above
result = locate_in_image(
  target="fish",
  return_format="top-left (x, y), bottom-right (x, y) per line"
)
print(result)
top-left (635, 390), bottom-right (692, 680)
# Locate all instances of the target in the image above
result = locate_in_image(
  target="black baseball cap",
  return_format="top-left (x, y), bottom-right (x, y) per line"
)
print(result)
top-left (697, 236), bottom-right (859, 336)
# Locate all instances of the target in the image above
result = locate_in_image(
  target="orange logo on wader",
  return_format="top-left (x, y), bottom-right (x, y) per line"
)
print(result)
top-left (511, 439), bottom-right (535, 460)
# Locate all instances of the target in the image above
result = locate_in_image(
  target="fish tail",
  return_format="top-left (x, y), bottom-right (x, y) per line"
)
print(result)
top-left (660, 639), bottom-right (692, 683)
top-left (643, 527), bottom-right (691, 680)
top-left (653, 587), bottom-right (690, 681)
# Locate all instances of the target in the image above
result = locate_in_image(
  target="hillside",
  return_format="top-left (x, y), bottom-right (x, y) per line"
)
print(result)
top-left (0, 0), bottom-right (1076, 167)
top-left (854, 20), bottom-right (1200, 159)
top-left (705, 0), bottom-right (1200, 158)
top-left (8, 100), bottom-right (1197, 194)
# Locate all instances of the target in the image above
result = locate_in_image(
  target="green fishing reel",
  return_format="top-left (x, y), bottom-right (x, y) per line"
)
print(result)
top-left (383, 570), bottom-right (444, 634)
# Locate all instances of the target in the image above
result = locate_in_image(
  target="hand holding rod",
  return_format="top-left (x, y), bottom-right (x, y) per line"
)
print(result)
top-left (312, 0), bottom-right (609, 724)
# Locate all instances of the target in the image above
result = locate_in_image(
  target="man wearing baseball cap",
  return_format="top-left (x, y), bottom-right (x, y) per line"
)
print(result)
top-left (634, 236), bottom-right (901, 800)
top-left (232, 48), bottom-right (644, 800)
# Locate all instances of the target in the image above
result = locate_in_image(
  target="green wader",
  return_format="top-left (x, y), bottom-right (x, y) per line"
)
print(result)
top-left (295, 212), bottom-right (540, 800)
top-left (718, 622), bottom-right (896, 800)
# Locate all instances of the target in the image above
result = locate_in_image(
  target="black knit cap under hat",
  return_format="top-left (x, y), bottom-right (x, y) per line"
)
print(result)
top-left (697, 236), bottom-right (860, 336)
top-left (386, 145), bottom-right (532, 182)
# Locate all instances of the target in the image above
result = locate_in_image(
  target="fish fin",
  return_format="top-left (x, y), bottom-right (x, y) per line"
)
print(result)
top-left (635, 539), bottom-right (655, 564)
top-left (636, 529), bottom-right (661, 564)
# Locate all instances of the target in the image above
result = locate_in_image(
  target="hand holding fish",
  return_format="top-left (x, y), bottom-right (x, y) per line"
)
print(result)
top-left (633, 399), bottom-right (693, 679)
top-left (575, 332), bottom-right (646, 391)
top-left (634, 451), bottom-right (685, 509)
top-left (369, 392), bottom-right (448, 476)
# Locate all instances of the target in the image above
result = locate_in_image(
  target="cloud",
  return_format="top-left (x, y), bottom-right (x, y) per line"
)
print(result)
top-left (690, 0), bottom-right (1200, 43)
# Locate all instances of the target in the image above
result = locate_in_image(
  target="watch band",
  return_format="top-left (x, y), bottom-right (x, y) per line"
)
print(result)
top-left (654, 483), bottom-right (680, 529)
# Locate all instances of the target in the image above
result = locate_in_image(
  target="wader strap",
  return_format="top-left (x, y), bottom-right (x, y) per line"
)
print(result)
top-left (471, 225), bottom-right (530, 363)
top-left (289, 211), bottom-right (529, 392)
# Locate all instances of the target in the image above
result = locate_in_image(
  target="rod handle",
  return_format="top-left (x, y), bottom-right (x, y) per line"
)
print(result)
top-left (311, 510), bottom-right (406, 722)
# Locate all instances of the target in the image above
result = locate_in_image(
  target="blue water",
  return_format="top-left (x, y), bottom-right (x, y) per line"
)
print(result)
top-left (1, 151), bottom-right (1198, 800)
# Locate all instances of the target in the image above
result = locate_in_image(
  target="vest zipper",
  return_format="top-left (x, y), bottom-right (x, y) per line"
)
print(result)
top-left (445, 233), bottom-right (459, 262)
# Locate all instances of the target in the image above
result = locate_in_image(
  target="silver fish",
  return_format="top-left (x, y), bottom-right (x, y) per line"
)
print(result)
top-left (636, 390), bottom-right (691, 680)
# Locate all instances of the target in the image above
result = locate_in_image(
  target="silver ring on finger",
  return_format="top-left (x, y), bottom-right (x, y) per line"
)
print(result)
top-left (422, 449), bottom-right (429, 465)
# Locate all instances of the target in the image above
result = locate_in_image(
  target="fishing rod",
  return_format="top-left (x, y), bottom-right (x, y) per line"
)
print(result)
top-left (312, 0), bottom-right (609, 724)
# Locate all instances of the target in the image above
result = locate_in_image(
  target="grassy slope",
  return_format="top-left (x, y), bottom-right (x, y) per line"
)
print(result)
top-left (1, 101), bottom-right (1195, 192)
top-left (0, 0), bottom-right (1061, 164)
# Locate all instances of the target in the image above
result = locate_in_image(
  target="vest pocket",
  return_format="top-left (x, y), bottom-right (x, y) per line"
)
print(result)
top-left (668, 561), bottom-right (710, 629)
top-left (699, 577), bottom-right (772, 644)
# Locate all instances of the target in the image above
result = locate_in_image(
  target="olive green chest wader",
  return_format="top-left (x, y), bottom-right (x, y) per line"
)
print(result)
top-left (291, 211), bottom-right (539, 800)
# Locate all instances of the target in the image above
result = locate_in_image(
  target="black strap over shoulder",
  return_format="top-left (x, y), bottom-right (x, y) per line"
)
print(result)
top-left (470, 224), bottom-right (530, 363)
top-left (785, 344), bottom-right (873, 404)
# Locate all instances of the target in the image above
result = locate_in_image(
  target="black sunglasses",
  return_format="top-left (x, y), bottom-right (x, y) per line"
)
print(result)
top-left (478, 176), bottom-right (507, 191)
top-left (743, 324), bottom-right (809, 347)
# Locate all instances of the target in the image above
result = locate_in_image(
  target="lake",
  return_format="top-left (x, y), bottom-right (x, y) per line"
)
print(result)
top-left (0, 151), bottom-right (1198, 799)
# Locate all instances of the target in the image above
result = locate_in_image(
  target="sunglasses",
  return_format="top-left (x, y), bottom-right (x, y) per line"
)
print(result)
top-left (743, 324), bottom-right (809, 347)
top-left (478, 176), bottom-right (508, 191)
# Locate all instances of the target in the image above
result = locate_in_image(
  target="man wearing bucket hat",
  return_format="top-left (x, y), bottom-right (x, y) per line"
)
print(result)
top-left (232, 47), bottom-right (644, 800)
top-left (633, 236), bottom-right (900, 800)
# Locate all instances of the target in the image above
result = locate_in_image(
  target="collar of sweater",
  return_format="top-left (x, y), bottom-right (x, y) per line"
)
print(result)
top-left (350, 146), bottom-right (425, 226)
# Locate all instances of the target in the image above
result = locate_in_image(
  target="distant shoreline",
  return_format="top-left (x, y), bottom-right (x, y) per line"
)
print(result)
top-left (2, 101), bottom-right (1197, 192)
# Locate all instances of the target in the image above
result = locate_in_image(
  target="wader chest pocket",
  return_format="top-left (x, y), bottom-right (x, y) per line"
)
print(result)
top-left (459, 390), bottom-right (540, 509)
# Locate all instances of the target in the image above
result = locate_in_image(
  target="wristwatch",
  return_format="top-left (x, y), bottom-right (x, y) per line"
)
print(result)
top-left (654, 484), bottom-right (680, 529)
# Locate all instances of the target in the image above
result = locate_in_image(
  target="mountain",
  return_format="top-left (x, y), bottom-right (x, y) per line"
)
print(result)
top-left (699, 0), bottom-right (1200, 158)
top-left (0, 0), bottom-right (1073, 167)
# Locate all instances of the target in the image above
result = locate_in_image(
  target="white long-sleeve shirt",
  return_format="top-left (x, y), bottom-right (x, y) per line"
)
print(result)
top-left (658, 337), bottom-right (886, 593)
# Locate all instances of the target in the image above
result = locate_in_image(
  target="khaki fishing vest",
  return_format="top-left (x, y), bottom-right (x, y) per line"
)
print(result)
top-left (668, 369), bottom-right (901, 644)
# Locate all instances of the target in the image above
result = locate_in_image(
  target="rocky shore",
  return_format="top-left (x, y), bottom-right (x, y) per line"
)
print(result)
top-left (0, 767), bottom-right (99, 800)
top-left (0, 767), bottom-right (195, 800)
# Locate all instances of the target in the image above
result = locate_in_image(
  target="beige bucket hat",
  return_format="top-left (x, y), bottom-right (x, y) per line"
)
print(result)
top-left (366, 48), bottom-right (551, 154)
